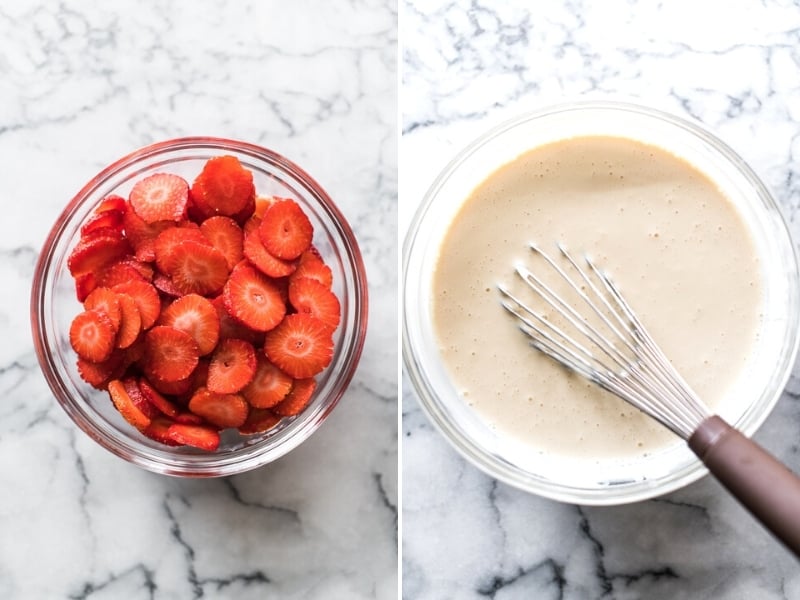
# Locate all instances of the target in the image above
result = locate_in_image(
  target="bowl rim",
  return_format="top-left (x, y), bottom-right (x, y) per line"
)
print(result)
top-left (31, 136), bottom-right (369, 477)
top-left (402, 100), bottom-right (800, 504)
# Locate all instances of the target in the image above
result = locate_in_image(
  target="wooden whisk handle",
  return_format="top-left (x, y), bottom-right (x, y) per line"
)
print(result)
top-left (689, 415), bottom-right (800, 558)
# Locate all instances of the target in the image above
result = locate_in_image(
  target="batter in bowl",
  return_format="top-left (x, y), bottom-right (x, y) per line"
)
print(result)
top-left (432, 136), bottom-right (763, 459)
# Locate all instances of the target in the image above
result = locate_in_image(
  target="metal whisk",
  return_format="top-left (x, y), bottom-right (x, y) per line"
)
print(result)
top-left (499, 243), bottom-right (800, 557)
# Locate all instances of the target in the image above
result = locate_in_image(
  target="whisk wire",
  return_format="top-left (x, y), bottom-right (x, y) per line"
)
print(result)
top-left (500, 243), bottom-right (711, 440)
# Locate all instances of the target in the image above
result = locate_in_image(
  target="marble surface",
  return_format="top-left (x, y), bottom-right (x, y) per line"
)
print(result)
top-left (401, 1), bottom-right (800, 599)
top-left (1, 1), bottom-right (396, 598)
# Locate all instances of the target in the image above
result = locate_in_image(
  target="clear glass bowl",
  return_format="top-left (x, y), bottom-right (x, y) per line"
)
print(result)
top-left (403, 101), bottom-right (800, 505)
top-left (31, 137), bottom-right (368, 477)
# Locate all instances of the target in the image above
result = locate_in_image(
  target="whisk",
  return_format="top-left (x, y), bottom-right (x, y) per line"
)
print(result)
top-left (499, 242), bottom-right (800, 557)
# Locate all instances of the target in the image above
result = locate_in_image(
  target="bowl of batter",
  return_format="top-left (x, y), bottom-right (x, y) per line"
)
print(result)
top-left (402, 101), bottom-right (800, 504)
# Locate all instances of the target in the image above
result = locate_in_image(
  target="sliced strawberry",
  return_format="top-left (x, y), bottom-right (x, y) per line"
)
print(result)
top-left (190, 155), bottom-right (255, 216)
top-left (122, 377), bottom-right (161, 420)
top-left (142, 325), bottom-right (199, 382)
top-left (129, 172), bottom-right (189, 223)
top-left (200, 216), bottom-right (244, 269)
top-left (188, 387), bottom-right (249, 428)
top-left (67, 233), bottom-right (131, 277)
top-left (83, 287), bottom-right (122, 330)
top-left (138, 376), bottom-right (180, 418)
top-left (158, 294), bottom-right (220, 355)
top-left (98, 259), bottom-right (152, 288)
top-left (81, 209), bottom-right (125, 236)
top-left (142, 416), bottom-right (180, 446)
top-left (288, 277), bottom-right (341, 329)
top-left (263, 314), bottom-right (334, 378)
top-left (273, 377), bottom-right (317, 417)
top-left (211, 295), bottom-right (264, 345)
top-left (76, 352), bottom-right (125, 390)
top-left (207, 338), bottom-right (257, 394)
top-left (238, 407), bottom-right (281, 435)
top-left (69, 309), bottom-right (117, 362)
top-left (164, 240), bottom-right (229, 296)
top-left (241, 353), bottom-right (293, 408)
top-left (115, 293), bottom-right (142, 349)
top-left (123, 209), bottom-right (173, 262)
top-left (166, 422), bottom-right (220, 451)
top-left (74, 273), bottom-right (98, 303)
top-left (95, 194), bottom-right (127, 214)
top-left (253, 196), bottom-right (276, 220)
top-left (258, 199), bottom-right (313, 260)
top-left (108, 379), bottom-right (152, 431)
top-left (147, 372), bottom-right (194, 397)
top-left (173, 411), bottom-right (206, 425)
top-left (153, 225), bottom-right (209, 274)
top-left (113, 280), bottom-right (161, 330)
top-left (291, 249), bottom-right (333, 288)
top-left (243, 217), bottom-right (297, 278)
top-left (231, 191), bottom-right (256, 225)
top-left (222, 263), bottom-right (285, 332)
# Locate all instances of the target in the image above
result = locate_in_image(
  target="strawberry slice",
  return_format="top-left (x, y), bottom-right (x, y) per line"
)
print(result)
top-left (113, 280), bottom-right (161, 330)
top-left (114, 293), bottom-right (142, 349)
top-left (173, 411), bottom-right (206, 425)
top-left (76, 352), bottom-right (125, 390)
top-left (153, 225), bottom-right (209, 274)
top-left (263, 314), bottom-right (334, 378)
top-left (211, 295), bottom-right (264, 344)
top-left (147, 372), bottom-right (194, 397)
top-left (241, 354), bottom-right (293, 408)
top-left (190, 155), bottom-right (255, 216)
top-left (291, 249), bottom-right (333, 288)
top-left (222, 263), bottom-right (285, 332)
top-left (238, 408), bottom-right (281, 435)
top-left (81, 208), bottom-right (125, 236)
top-left (207, 338), bottom-right (257, 394)
top-left (108, 379), bottom-right (152, 431)
top-left (288, 277), bottom-right (341, 329)
top-left (187, 387), bottom-right (249, 428)
top-left (258, 199), bottom-right (313, 260)
top-left (122, 209), bottom-right (173, 262)
top-left (158, 294), bottom-right (220, 355)
top-left (166, 423), bottom-right (220, 451)
top-left (142, 416), bottom-right (181, 446)
top-left (95, 194), bottom-right (127, 214)
top-left (231, 191), bottom-right (256, 225)
top-left (74, 273), bottom-right (98, 303)
top-left (69, 309), bottom-right (118, 363)
top-left (98, 259), bottom-right (152, 288)
top-left (163, 240), bottom-right (229, 296)
top-left (142, 325), bottom-right (200, 382)
top-left (200, 216), bottom-right (244, 269)
top-left (273, 377), bottom-right (317, 417)
top-left (83, 287), bottom-right (122, 330)
top-left (67, 232), bottom-right (131, 277)
top-left (138, 376), bottom-right (180, 418)
top-left (253, 196), bottom-right (276, 219)
top-left (243, 217), bottom-right (297, 278)
top-left (129, 172), bottom-right (189, 224)
top-left (122, 377), bottom-right (161, 420)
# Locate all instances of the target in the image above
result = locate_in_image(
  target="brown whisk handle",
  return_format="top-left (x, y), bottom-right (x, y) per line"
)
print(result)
top-left (689, 415), bottom-right (800, 558)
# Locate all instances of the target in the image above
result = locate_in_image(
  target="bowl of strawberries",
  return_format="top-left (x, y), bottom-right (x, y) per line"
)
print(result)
top-left (30, 137), bottom-right (368, 477)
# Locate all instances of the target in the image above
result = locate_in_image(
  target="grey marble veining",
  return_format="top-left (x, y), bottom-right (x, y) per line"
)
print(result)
top-left (402, 1), bottom-right (800, 598)
top-left (0, 1), bottom-right (397, 598)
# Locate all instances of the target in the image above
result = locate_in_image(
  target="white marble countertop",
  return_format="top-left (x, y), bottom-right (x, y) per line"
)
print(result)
top-left (402, 1), bottom-right (800, 598)
top-left (1, 1), bottom-right (397, 598)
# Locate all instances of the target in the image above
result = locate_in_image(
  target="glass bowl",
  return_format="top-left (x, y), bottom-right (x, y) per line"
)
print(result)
top-left (402, 101), bottom-right (800, 505)
top-left (31, 137), bottom-right (368, 477)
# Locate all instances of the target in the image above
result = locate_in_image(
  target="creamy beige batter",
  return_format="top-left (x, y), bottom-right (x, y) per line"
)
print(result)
top-left (432, 136), bottom-right (763, 459)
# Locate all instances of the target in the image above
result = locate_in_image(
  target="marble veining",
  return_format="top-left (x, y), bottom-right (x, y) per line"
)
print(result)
top-left (402, 1), bottom-right (800, 598)
top-left (0, 1), bottom-right (396, 598)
